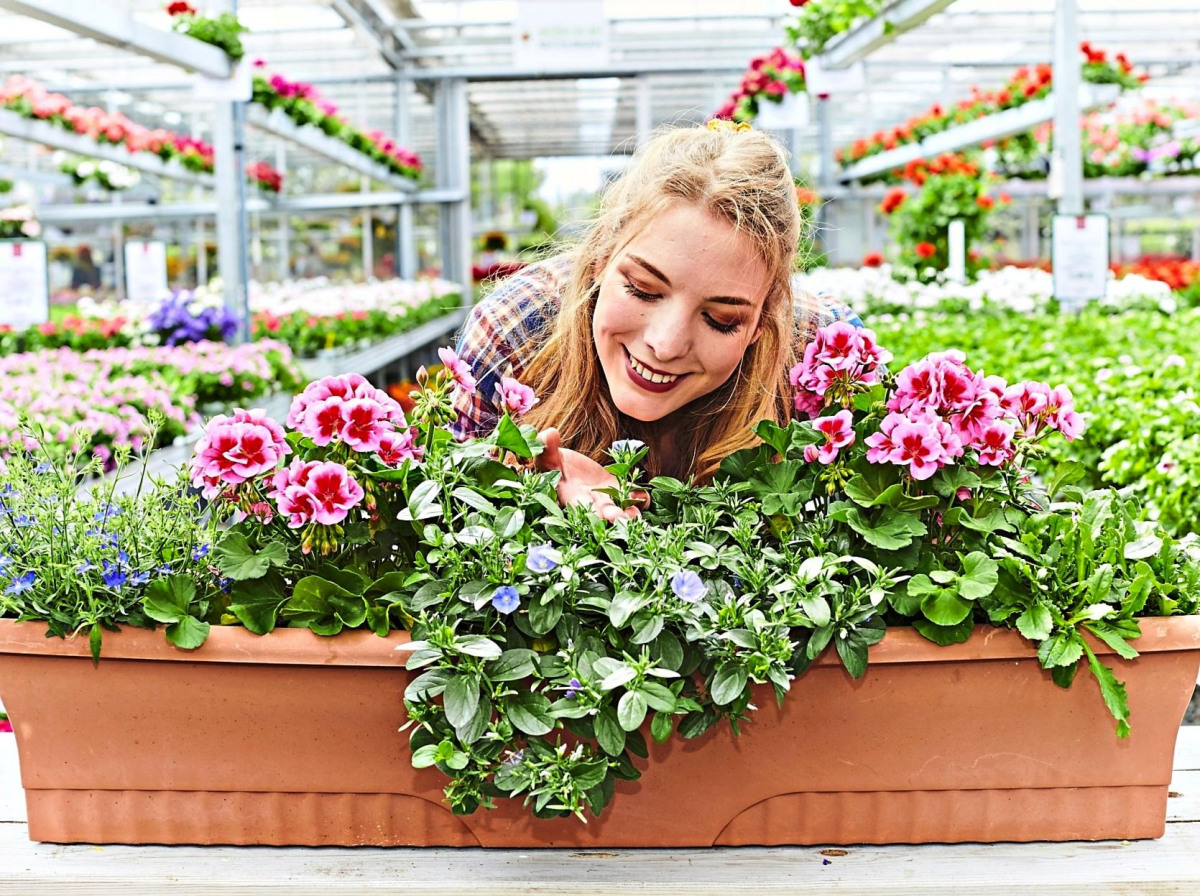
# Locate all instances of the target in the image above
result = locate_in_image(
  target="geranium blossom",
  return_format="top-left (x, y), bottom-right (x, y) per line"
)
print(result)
top-left (438, 347), bottom-right (477, 395)
top-left (375, 428), bottom-right (424, 467)
top-left (270, 459), bottom-right (363, 527)
top-left (808, 409), bottom-right (856, 464)
top-left (189, 408), bottom-right (289, 498)
top-left (789, 322), bottom-right (891, 417)
top-left (495, 376), bottom-right (537, 416)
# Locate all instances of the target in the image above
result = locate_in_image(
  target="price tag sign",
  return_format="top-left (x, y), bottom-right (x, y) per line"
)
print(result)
top-left (124, 240), bottom-right (170, 304)
top-left (756, 93), bottom-right (810, 130)
top-left (0, 240), bottom-right (49, 329)
top-left (1052, 214), bottom-right (1109, 309)
top-left (513, 0), bottom-right (608, 69)
top-left (804, 58), bottom-right (866, 96)
top-left (192, 61), bottom-right (252, 102)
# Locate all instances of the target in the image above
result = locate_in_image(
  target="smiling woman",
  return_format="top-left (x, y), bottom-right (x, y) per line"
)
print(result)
top-left (452, 124), bottom-right (861, 515)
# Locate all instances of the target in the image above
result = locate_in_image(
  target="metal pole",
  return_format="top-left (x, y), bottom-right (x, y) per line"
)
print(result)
top-left (816, 95), bottom-right (837, 264)
top-left (275, 141), bottom-right (289, 280)
top-left (1052, 0), bottom-right (1083, 216)
top-left (213, 0), bottom-right (250, 342)
top-left (361, 175), bottom-right (373, 279)
top-left (395, 67), bottom-right (417, 279)
top-left (436, 78), bottom-right (472, 303)
top-left (635, 75), bottom-right (652, 146)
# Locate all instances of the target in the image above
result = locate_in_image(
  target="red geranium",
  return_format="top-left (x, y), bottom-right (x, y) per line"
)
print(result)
top-left (166, 1), bottom-right (196, 16)
top-left (862, 252), bottom-right (884, 268)
top-left (915, 242), bottom-right (937, 260)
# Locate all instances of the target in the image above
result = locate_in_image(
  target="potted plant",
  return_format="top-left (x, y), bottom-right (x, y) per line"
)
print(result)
top-left (1, 326), bottom-right (1198, 847)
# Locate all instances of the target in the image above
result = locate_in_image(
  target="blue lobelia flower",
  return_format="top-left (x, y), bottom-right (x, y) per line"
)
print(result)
top-left (0, 555), bottom-right (10, 572)
top-left (525, 544), bottom-right (559, 574)
top-left (5, 570), bottom-right (36, 595)
top-left (101, 562), bottom-right (127, 589)
top-left (76, 560), bottom-right (94, 574)
top-left (490, 585), bottom-right (520, 614)
top-left (670, 569), bottom-right (707, 603)
top-left (563, 678), bottom-right (583, 700)
top-left (129, 570), bottom-right (151, 586)
top-left (13, 514), bottom-right (35, 528)
top-left (192, 544), bottom-right (210, 561)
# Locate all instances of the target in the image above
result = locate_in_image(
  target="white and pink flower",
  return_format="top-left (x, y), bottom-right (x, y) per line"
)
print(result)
top-left (495, 376), bottom-right (538, 417)
top-left (189, 408), bottom-right (290, 498)
top-left (808, 409), bottom-right (856, 464)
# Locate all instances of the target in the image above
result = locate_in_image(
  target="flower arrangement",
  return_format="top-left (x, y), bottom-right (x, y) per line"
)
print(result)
top-left (713, 47), bottom-right (806, 123)
top-left (876, 166), bottom-right (1011, 281)
top-left (0, 76), bottom-right (215, 174)
top-left (166, 2), bottom-right (248, 62)
top-left (250, 64), bottom-right (423, 181)
top-left (836, 45), bottom-right (1147, 175)
top-left (4, 313), bottom-right (1194, 824)
top-left (145, 290), bottom-right (241, 345)
top-left (246, 161), bottom-right (284, 193)
top-left (784, 0), bottom-right (882, 58)
top-left (0, 204), bottom-right (40, 239)
top-left (59, 157), bottom-right (141, 192)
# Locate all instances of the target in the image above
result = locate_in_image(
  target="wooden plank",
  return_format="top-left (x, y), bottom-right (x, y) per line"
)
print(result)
top-left (1167, 769), bottom-right (1200, 823)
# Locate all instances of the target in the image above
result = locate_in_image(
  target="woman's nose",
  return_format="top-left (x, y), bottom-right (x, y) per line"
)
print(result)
top-left (642, 303), bottom-right (691, 362)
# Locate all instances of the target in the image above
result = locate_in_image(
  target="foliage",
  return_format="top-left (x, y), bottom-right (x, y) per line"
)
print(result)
top-left (167, 4), bottom-right (248, 63)
top-left (59, 158), bottom-right (140, 192)
top-left (0, 420), bottom-right (217, 659)
top-left (785, 0), bottom-right (884, 58)
top-left (715, 47), bottom-right (807, 123)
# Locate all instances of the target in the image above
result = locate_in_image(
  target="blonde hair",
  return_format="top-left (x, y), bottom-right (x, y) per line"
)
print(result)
top-left (523, 125), bottom-right (802, 482)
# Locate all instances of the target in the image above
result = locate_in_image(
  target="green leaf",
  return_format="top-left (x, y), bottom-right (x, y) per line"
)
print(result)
top-left (494, 415), bottom-right (535, 459)
top-left (526, 594), bottom-right (562, 635)
top-left (958, 553), bottom-right (999, 601)
top-left (1016, 604), bottom-right (1053, 641)
top-left (752, 419), bottom-right (792, 454)
top-left (451, 486), bottom-right (497, 514)
top-left (411, 744), bottom-right (440, 768)
top-left (637, 681), bottom-right (677, 713)
top-left (1048, 460), bottom-right (1087, 499)
top-left (405, 668), bottom-right (453, 702)
top-left (1084, 622), bottom-right (1140, 660)
top-left (143, 575), bottom-right (196, 624)
top-left (1038, 630), bottom-right (1085, 669)
top-left (456, 635), bottom-right (503, 659)
top-left (488, 649), bottom-right (537, 682)
top-left (920, 587), bottom-right (973, 626)
top-left (832, 505), bottom-right (926, 550)
top-left (215, 532), bottom-right (289, 581)
top-left (1051, 662), bottom-right (1080, 688)
top-left (834, 635), bottom-right (868, 678)
top-left (1082, 642), bottom-right (1131, 738)
top-left (608, 591), bottom-right (646, 628)
top-left (1124, 536), bottom-right (1163, 561)
top-left (398, 479), bottom-right (442, 521)
top-left (650, 711), bottom-right (674, 743)
top-left (229, 571), bottom-right (287, 635)
top-left (617, 690), bottom-right (648, 732)
top-left (442, 676), bottom-right (480, 731)
top-left (912, 616), bottom-right (974, 645)
top-left (931, 466), bottom-right (982, 498)
top-left (504, 691), bottom-right (554, 736)
top-left (594, 707), bottom-right (626, 756)
top-left (710, 661), bottom-right (748, 707)
top-left (165, 616), bottom-right (210, 650)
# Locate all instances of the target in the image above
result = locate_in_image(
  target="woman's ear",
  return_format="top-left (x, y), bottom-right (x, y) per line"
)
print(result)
top-left (748, 324), bottom-right (764, 347)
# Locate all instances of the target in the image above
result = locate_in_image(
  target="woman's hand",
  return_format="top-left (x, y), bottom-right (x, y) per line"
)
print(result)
top-left (535, 428), bottom-right (649, 522)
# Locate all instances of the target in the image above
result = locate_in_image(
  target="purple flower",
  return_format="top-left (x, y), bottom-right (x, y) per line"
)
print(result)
top-left (490, 585), bottom-right (520, 614)
top-left (0, 555), bottom-right (10, 572)
top-left (76, 560), bottom-right (94, 574)
top-left (563, 678), bottom-right (583, 699)
top-left (13, 514), bottom-right (34, 528)
top-left (129, 570), bottom-right (151, 586)
top-left (93, 503), bottom-right (122, 522)
top-left (526, 544), bottom-right (558, 574)
top-left (4, 570), bottom-right (35, 595)
top-left (670, 570), bottom-right (707, 603)
top-left (192, 544), bottom-right (210, 561)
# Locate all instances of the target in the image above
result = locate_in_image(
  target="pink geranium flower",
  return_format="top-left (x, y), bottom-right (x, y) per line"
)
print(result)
top-left (495, 376), bottom-right (538, 416)
top-left (975, 420), bottom-right (1016, 466)
top-left (339, 398), bottom-right (391, 453)
top-left (189, 408), bottom-right (289, 498)
top-left (1045, 385), bottom-right (1085, 441)
top-left (887, 417), bottom-right (946, 481)
top-left (270, 459), bottom-right (363, 527)
top-left (788, 323), bottom-right (891, 419)
top-left (438, 347), bottom-right (477, 395)
top-left (376, 428), bottom-right (424, 466)
top-left (809, 409), bottom-right (856, 464)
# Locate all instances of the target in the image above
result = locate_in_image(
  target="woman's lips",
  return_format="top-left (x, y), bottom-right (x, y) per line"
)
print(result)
top-left (623, 348), bottom-right (687, 394)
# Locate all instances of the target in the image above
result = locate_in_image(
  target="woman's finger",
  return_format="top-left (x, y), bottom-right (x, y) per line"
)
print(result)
top-left (631, 489), bottom-right (651, 510)
top-left (535, 427), bottom-right (563, 474)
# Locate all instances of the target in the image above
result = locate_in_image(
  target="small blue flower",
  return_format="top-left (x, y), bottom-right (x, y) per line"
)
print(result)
top-left (93, 503), bottom-right (122, 522)
top-left (76, 560), bottom-right (94, 574)
top-left (116, 549), bottom-right (129, 565)
top-left (33, 461), bottom-right (51, 474)
top-left (490, 585), bottom-right (520, 614)
top-left (670, 570), bottom-right (707, 603)
top-left (0, 484), bottom-right (16, 496)
top-left (563, 677), bottom-right (583, 700)
top-left (158, 563), bottom-right (173, 574)
top-left (219, 576), bottom-right (233, 594)
top-left (192, 544), bottom-right (210, 561)
top-left (610, 439), bottom-right (647, 454)
top-left (0, 555), bottom-right (10, 572)
top-left (5, 571), bottom-right (35, 595)
top-left (129, 571), bottom-right (151, 586)
top-left (13, 514), bottom-right (34, 528)
top-left (525, 544), bottom-right (559, 574)
top-left (101, 562), bottom-right (127, 589)
top-left (500, 749), bottom-right (525, 767)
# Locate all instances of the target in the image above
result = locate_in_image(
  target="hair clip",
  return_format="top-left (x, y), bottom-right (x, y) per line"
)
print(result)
top-left (706, 119), bottom-right (752, 133)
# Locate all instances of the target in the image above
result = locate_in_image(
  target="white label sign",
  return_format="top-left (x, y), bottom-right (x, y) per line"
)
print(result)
top-left (192, 61), bottom-right (252, 102)
top-left (124, 240), bottom-right (170, 304)
top-left (1052, 214), bottom-right (1109, 307)
top-left (0, 240), bottom-right (49, 329)
top-left (513, 0), bottom-right (608, 69)
top-left (804, 58), bottom-right (866, 96)
top-left (755, 92), bottom-right (810, 130)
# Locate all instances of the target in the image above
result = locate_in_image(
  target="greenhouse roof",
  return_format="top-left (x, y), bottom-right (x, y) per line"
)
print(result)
top-left (0, 0), bottom-right (1198, 167)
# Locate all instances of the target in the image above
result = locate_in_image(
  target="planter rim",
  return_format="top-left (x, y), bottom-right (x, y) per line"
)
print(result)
top-left (1, 615), bottom-right (1198, 668)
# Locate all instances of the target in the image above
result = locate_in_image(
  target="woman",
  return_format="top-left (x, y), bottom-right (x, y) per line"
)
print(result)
top-left (453, 122), bottom-right (861, 520)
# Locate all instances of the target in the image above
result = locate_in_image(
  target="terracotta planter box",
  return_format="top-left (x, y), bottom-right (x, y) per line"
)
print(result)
top-left (1, 616), bottom-right (1198, 847)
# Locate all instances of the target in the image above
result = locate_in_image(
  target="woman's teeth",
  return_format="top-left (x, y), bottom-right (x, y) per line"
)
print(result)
top-left (629, 354), bottom-right (680, 384)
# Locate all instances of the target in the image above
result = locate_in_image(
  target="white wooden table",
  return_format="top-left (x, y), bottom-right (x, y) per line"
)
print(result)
top-left (2, 729), bottom-right (1199, 895)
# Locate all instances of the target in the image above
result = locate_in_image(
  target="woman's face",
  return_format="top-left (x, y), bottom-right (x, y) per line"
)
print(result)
top-left (593, 203), bottom-right (771, 422)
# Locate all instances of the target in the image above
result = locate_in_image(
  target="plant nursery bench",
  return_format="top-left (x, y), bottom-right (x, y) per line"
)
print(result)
top-left (1, 729), bottom-right (1199, 895)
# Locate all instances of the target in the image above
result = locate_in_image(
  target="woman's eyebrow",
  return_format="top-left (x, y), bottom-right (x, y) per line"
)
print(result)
top-left (627, 254), bottom-right (753, 307)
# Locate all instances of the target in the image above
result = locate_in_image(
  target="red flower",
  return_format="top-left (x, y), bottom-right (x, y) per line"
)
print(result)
top-left (976, 195), bottom-right (995, 210)
top-left (915, 242), bottom-right (937, 260)
top-left (879, 187), bottom-right (907, 215)
top-left (166, 1), bottom-right (196, 16)
top-left (788, 0), bottom-right (810, 5)
top-left (862, 252), bottom-right (884, 267)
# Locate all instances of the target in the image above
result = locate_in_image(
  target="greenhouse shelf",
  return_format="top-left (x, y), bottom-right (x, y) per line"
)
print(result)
top-left (245, 105), bottom-right (418, 192)
top-left (297, 307), bottom-right (467, 382)
top-left (838, 84), bottom-right (1122, 183)
top-left (826, 174), bottom-right (1200, 200)
top-left (0, 109), bottom-right (214, 187)
top-left (0, 0), bottom-right (232, 79)
top-left (817, 0), bottom-right (956, 69)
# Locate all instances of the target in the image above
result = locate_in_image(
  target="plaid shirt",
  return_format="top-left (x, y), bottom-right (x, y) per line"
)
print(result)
top-left (451, 254), bottom-right (863, 439)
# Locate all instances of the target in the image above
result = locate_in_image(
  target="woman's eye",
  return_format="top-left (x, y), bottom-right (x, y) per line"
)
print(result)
top-left (623, 281), bottom-right (659, 301)
top-left (704, 315), bottom-right (741, 335)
